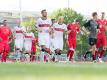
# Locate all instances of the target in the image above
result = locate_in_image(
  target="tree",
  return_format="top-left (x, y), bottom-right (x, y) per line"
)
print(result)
top-left (50, 8), bottom-right (84, 26)
top-left (21, 17), bottom-right (38, 37)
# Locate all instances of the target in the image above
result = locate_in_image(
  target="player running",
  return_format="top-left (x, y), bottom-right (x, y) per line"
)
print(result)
top-left (52, 16), bottom-right (67, 62)
top-left (66, 20), bottom-right (80, 62)
top-left (96, 12), bottom-right (107, 62)
top-left (36, 9), bottom-right (52, 62)
top-left (0, 20), bottom-right (12, 62)
top-left (83, 12), bottom-right (99, 62)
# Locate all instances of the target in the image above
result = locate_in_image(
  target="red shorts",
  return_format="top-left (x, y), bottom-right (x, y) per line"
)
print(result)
top-left (0, 42), bottom-right (10, 53)
top-left (31, 46), bottom-right (36, 53)
top-left (67, 39), bottom-right (76, 49)
top-left (96, 36), bottom-right (107, 48)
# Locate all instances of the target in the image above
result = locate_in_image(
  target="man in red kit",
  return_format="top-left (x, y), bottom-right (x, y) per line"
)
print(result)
top-left (96, 12), bottom-right (107, 62)
top-left (0, 20), bottom-right (12, 62)
top-left (30, 38), bottom-right (38, 62)
top-left (67, 20), bottom-right (80, 62)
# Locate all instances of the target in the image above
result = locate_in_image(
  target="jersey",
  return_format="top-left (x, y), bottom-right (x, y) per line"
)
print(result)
top-left (14, 26), bottom-right (25, 39)
top-left (53, 23), bottom-right (67, 39)
top-left (24, 32), bottom-right (35, 43)
top-left (36, 18), bottom-right (52, 48)
top-left (0, 25), bottom-right (12, 43)
top-left (67, 22), bottom-right (80, 40)
top-left (53, 23), bottom-right (67, 50)
top-left (36, 18), bottom-right (52, 34)
top-left (97, 19), bottom-right (107, 37)
top-left (84, 19), bottom-right (99, 38)
top-left (24, 32), bottom-right (35, 52)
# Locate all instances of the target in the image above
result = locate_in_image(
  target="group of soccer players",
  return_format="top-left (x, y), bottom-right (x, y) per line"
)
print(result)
top-left (0, 20), bottom-right (37, 62)
top-left (0, 9), bottom-right (107, 63)
top-left (36, 9), bottom-right (80, 62)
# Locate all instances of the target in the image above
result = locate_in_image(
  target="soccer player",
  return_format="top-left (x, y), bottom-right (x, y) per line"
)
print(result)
top-left (52, 16), bottom-right (67, 62)
top-left (0, 20), bottom-right (12, 62)
top-left (66, 20), bottom-right (80, 61)
top-left (83, 12), bottom-right (99, 62)
top-left (36, 9), bottom-right (52, 62)
top-left (24, 30), bottom-right (35, 62)
top-left (96, 12), bottom-right (107, 62)
top-left (13, 20), bottom-right (25, 61)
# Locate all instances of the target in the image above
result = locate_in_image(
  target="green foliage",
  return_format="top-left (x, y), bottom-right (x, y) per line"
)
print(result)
top-left (21, 18), bottom-right (38, 37)
top-left (50, 8), bottom-right (84, 26)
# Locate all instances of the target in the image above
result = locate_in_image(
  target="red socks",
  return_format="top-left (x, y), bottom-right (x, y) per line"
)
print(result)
top-left (30, 55), bottom-right (36, 62)
top-left (99, 50), bottom-right (105, 58)
top-left (69, 50), bottom-right (74, 61)
top-left (92, 50), bottom-right (98, 60)
top-left (1, 52), bottom-right (8, 62)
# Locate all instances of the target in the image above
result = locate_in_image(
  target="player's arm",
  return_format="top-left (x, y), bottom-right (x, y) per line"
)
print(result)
top-left (82, 26), bottom-right (89, 35)
top-left (21, 27), bottom-right (27, 36)
top-left (35, 20), bottom-right (42, 33)
top-left (66, 24), bottom-right (71, 34)
top-left (12, 28), bottom-right (16, 39)
top-left (8, 29), bottom-right (13, 44)
top-left (82, 21), bottom-right (91, 35)
top-left (105, 21), bottom-right (107, 31)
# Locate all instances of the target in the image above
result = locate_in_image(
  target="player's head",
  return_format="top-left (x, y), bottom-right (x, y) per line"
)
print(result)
top-left (51, 19), bottom-right (56, 24)
top-left (3, 20), bottom-right (7, 26)
top-left (92, 12), bottom-right (98, 20)
top-left (41, 9), bottom-right (47, 17)
top-left (101, 12), bottom-right (105, 19)
top-left (58, 16), bottom-right (64, 23)
top-left (16, 19), bottom-right (21, 27)
top-left (75, 19), bottom-right (79, 24)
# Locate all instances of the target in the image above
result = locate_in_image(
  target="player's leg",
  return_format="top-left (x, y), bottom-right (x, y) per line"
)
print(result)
top-left (30, 45), bottom-right (36, 62)
top-left (15, 39), bottom-right (23, 61)
top-left (67, 40), bottom-right (75, 61)
top-left (1, 43), bottom-right (10, 62)
top-left (24, 42), bottom-right (31, 62)
top-left (99, 37), bottom-right (106, 62)
top-left (54, 49), bottom-right (62, 62)
top-left (88, 38), bottom-right (97, 61)
top-left (43, 35), bottom-right (51, 62)
top-left (30, 52), bottom-right (36, 62)
top-left (91, 39), bottom-right (97, 61)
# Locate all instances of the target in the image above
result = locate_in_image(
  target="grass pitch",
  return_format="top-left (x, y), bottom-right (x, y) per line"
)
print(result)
top-left (0, 62), bottom-right (107, 80)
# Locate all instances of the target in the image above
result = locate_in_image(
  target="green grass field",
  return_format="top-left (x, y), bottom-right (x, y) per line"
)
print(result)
top-left (0, 62), bottom-right (107, 80)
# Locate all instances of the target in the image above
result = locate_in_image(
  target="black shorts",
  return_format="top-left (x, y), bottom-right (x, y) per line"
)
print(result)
top-left (89, 38), bottom-right (97, 46)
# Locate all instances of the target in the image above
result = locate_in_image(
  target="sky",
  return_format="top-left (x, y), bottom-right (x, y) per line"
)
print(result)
top-left (0, 0), bottom-right (107, 16)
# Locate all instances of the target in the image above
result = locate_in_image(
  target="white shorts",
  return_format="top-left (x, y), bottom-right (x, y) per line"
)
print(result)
top-left (24, 41), bottom-right (32, 52)
top-left (38, 33), bottom-right (50, 48)
top-left (15, 39), bottom-right (24, 50)
top-left (53, 37), bottom-right (63, 50)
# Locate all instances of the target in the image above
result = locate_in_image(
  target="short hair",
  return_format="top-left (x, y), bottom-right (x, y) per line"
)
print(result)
top-left (102, 12), bottom-right (105, 14)
top-left (76, 19), bottom-right (79, 23)
top-left (51, 19), bottom-right (55, 21)
top-left (41, 9), bottom-right (46, 14)
top-left (3, 20), bottom-right (7, 22)
top-left (92, 12), bottom-right (97, 17)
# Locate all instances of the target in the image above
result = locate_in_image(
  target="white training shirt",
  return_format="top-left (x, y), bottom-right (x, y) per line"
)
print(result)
top-left (53, 23), bottom-right (67, 38)
top-left (14, 26), bottom-right (26, 39)
top-left (36, 18), bottom-right (52, 34)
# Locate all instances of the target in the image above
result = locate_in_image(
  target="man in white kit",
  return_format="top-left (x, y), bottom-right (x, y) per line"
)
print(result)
top-left (36, 9), bottom-right (52, 62)
top-left (52, 16), bottom-right (67, 62)
top-left (14, 20), bottom-right (25, 61)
